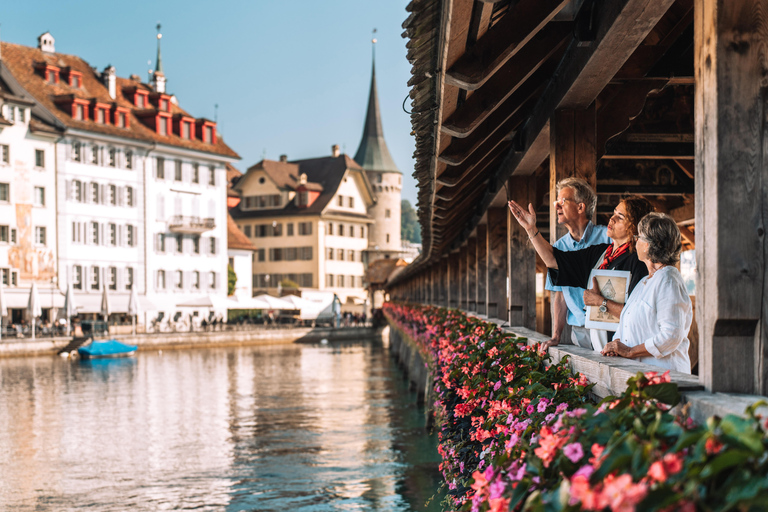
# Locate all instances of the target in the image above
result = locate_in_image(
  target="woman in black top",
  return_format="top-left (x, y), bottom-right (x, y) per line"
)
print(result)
top-left (508, 195), bottom-right (654, 351)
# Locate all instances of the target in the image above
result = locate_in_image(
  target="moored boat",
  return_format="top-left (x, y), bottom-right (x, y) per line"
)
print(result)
top-left (77, 339), bottom-right (138, 359)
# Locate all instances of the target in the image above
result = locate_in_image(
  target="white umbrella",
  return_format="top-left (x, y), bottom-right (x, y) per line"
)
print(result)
top-left (230, 296), bottom-right (271, 310)
top-left (0, 280), bottom-right (6, 341)
top-left (252, 294), bottom-right (294, 310)
top-left (27, 282), bottom-right (42, 340)
top-left (176, 294), bottom-right (241, 310)
top-left (127, 286), bottom-right (140, 335)
top-left (100, 282), bottom-right (111, 320)
top-left (63, 284), bottom-right (77, 336)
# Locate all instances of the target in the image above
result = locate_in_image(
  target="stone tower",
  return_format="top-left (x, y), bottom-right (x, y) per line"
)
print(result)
top-left (354, 55), bottom-right (402, 263)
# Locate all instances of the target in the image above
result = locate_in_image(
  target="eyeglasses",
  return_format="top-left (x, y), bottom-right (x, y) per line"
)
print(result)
top-left (553, 197), bottom-right (579, 208)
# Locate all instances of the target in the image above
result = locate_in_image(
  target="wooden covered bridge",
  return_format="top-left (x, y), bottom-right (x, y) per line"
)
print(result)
top-left (387, 0), bottom-right (768, 398)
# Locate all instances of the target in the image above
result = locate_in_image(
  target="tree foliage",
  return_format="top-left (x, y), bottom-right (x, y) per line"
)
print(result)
top-left (227, 264), bottom-right (237, 296)
top-left (401, 199), bottom-right (421, 243)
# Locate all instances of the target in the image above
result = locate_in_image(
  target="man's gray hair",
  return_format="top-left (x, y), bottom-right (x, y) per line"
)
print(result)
top-left (638, 212), bottom-right (683, 265)
top-left (556, 177), bottom-right (597, 219)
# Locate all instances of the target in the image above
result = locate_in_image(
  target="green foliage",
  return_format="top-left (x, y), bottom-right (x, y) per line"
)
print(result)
top-left (401, 199), bottom-right (421, 243)
top-left (280, 279), bottom-right (300, 289)
top-left (227, 264), bottom-right (237, 296)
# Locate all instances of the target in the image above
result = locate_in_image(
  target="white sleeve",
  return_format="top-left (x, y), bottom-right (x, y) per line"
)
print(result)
top-left (643, 276), bottom-right (690, 358)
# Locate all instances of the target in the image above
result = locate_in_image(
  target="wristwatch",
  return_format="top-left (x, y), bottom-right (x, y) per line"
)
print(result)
top-left (599, 299), bottom-right (608, 313)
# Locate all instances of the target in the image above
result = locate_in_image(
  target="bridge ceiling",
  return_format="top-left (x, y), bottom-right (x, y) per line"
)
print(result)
top-left (400, 0), bottom-right (695, 281)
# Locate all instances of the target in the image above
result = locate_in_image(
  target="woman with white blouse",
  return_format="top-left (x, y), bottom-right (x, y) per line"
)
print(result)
top-left (600, 213), bottom-right (692, 373)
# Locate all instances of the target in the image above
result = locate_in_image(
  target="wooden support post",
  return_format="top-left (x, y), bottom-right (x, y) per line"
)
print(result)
top-left (459, 246), bottom-right (468, 310)
top-left (441, 257), bottom-right (449, 308)
top-left (487, 207), bottom-right (508, 320)
top-left (449, 252), bottom-right (460, 309)
top-left (507, 176), bottom-right (537, 329)
top-left (430, 265), bottom-right (436, 305)
top-left (477, 225), bottom-right (488, 316)
top-left (549, 105), bottom-right (597, 242)
top-left (695, 0), bottom-right (768, 394)
top-left (468, 236), bottom-right (477, 312)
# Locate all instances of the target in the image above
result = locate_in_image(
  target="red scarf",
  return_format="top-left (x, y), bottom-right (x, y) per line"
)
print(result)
top-left (599, 242), bottom-right (630, 270)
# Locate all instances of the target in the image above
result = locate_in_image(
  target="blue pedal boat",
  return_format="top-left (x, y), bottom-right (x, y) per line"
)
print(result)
top-left (78, 339), bottom-right (138, 359)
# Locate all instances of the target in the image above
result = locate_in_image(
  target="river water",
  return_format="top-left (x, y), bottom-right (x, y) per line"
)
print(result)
top-left (0, 338), bottom-right (443, 511)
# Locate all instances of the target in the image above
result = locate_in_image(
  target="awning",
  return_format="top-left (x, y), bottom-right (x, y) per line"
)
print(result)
top-left (5, 287), bottom-right (65, 309)
top-left (72, 293), bottom-right (157, 314)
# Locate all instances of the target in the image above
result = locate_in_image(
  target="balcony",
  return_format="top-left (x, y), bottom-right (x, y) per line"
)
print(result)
top-left (168, 215), bottom-right (215, 234)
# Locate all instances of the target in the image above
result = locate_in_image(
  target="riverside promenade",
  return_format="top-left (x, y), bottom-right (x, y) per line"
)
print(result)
top-left (0, 325), bottom-right (381, 358)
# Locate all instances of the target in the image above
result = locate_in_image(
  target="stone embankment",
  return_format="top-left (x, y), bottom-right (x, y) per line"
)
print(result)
top-left (0, 326), bottom-right (380, 358)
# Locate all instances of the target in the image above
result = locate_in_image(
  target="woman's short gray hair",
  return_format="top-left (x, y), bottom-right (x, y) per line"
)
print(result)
top-left (556, 177), bottom-right (597, 218)
top-left (638, 212), bottom-right (682, 265)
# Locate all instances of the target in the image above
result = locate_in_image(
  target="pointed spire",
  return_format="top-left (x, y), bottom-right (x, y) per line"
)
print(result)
top-left (155, 24), bottom-right (163, 74)
top-left (354, 33), bottom-right (400, 174)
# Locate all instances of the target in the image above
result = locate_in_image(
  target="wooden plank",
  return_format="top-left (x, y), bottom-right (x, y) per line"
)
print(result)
top-left (476, 224), bottom-right (488, 316)
top-left (445, 0), bottom-right (571, 90)
top-left (507, 176), bottom-right (537, 329)
top-left (442, 26), bottom-right (569, 137)
top-left (487, 207), bottom-right (507, 319)
top-left (695, 0), bottom-right (767, 394)
top-left (459, 245), bottom-right (468, 309)
top-left (448, 252), bottom-right (460, 308)
top-left (549, 106), bottom-right (597, 241)
top-left (597, 184), bottom-right (694, 196)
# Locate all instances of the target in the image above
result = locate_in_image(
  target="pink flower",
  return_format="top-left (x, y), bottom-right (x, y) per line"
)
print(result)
top-left (537, 399), bottom-right (549, 412)
top-left (489, 479), bottom-right (506, 499)
top-left (493, 380), bottom-right (501, 391)
top-left (563, 442), bottom-right (584, 463)
top-left (526, 405), bottom-right (535, 415)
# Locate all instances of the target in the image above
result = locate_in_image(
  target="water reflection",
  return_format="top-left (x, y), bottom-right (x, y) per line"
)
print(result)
top-left (0, 339), bottom-right (442, 511)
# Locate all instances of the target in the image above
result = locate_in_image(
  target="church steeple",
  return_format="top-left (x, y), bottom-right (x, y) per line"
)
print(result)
top-left (354, 37), bottom-right (400, 174)
top-left (152, 23), bottom-right (166, 93)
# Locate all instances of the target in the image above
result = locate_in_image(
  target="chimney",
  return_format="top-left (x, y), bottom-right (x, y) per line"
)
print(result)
top-left (331, 144), bottom-right (340, 157)
top-left (299, 173), bottom-right (307, 185)
top-left (37, 32), bottom-right (55, 53)
top-left (279, 154), bottom-right (288, 163)
top-left (102, 65), bottom-right (116, 99)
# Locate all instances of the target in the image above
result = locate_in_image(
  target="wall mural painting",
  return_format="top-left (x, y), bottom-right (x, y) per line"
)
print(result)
top-left (8, 163), bottom-right (55, 282)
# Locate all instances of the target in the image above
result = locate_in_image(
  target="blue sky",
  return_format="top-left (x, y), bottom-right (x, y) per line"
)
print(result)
top-left (1, 0), bottom-right (419, 204)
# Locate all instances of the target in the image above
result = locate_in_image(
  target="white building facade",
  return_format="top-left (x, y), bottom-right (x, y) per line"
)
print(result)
top-left (0, 33), bottom-right (239, 329)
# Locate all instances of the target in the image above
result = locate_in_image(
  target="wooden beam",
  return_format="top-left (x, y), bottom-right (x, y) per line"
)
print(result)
top-left (596, 80), bottom-right (669, 157)
top-left (507, 176), bottom-right (537, 329)
top-left (670, 202), bottom-right (695, 225)
top-left (476, 224), bottom-right (488, 316)
top-left (602, 140), bottom-right (694, 159)
top-left (439, 92), bottom-right (538, 165)
top-left (678, 225), bottom-right (695, 247)
top-left (436, 141), bottom-right (512, 187)
top-left (695, 0), bottom-right (767, 394)
top-left (597, 184), bottom-right (694, 196)
top-left (445, 0), bottom-right (571, 90)
top-left (487, 207), bottom-right (508, 319)
top-left (442, 30), bottom-right (567, 137)
top-left (674, 159), bottom-right (695, 179)
top-left (550, 106), bottom-right (597, 241)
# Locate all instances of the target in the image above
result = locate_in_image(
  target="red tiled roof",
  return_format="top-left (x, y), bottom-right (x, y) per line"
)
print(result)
top-left (227, 214), bottom-right (256, 251)
top-left (0, 41), bottom-right (239, 159)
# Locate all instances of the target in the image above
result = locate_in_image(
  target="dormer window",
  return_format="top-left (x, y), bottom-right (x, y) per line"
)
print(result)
top-left (37, 63), bottom-right (61, 84)
top-left (56, 95), bottom-right (90, 121)
top-left (196, 119), bottom-right (217, 144)
top-left (91, 101), bottom-right (110, 125)
top-left (137, 94), bottom-right (145, 108)
top-left (64, 69), bottom-right (83, 88)
top-left (124, 87), bottom-right (150, 109)
top-left (112, 106), bottom-right (130, 129)
top-left (160, 98), bottom-right (169, 111)
top-left (174, 115), bottom-right (195, 140)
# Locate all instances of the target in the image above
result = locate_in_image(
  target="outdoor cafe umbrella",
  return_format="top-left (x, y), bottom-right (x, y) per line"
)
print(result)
top-left (251, 294), bottom-right (294, 310)
top-left (100, 282), bottom-right (111, 321)
top-left (63, 284), bottom-right (77, 336)
top-left (27, 282), bottom-right (42, 340)
top-left (0, 279), bottom-right (6, 341)
top-left (127, 286), bottom-right (140, 335)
